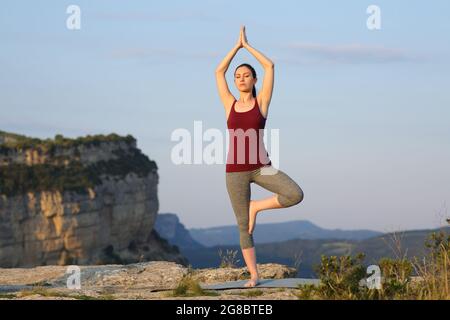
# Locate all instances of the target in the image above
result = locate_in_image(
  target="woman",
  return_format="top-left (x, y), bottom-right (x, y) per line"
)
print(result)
top-left (215, 26), bottom-right (305, 287)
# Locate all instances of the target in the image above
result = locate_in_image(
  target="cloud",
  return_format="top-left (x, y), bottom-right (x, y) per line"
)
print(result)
top-left (0, 118), bottom-right (87, 138)
top-left (93, 10), bottom-right (215, 22)
top-left (108, 47), bottom-right (219, 60)
top-left (282, 42), bottom-right (422, 64)
top-left (108, 42), bottom-right (425, 65)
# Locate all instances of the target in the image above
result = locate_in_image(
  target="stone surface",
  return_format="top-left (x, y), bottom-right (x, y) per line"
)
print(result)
top-left (0, 261), bottom-right (311, 300)
top-left (191, 263), bottom-right (298, 284)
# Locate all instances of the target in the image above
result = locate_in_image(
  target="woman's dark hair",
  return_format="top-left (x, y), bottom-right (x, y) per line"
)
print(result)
top-left (234, 63), bottom-right (257, 97)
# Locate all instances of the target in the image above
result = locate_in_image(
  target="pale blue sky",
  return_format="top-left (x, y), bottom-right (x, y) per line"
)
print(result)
top-left (1, 1), bottom-right (449, 232)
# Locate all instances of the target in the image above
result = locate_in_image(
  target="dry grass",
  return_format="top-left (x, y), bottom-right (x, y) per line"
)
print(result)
top-left (218, 249), bottom-right (240, 268)
top-left (168, 274), bottom-right (219, 298)
top-left (410, 230), bottom-right (450, 299)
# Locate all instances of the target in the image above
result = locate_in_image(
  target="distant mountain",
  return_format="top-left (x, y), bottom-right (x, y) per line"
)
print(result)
top-left (183, 226), bottom-right (450, 277)
top-left (153, 213), bottom-right (448, 278)
top-left (189, 220), bottom-right (383, 247)
top-left (154, 213), bottom-right (204, 250)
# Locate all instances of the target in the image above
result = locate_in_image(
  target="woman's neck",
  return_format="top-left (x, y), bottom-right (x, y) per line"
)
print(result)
top-left (239, 92), bottom-right (253, 104)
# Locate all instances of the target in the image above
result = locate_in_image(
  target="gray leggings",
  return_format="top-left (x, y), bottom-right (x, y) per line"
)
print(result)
top-left (225, 165), bottom-right (304, 249)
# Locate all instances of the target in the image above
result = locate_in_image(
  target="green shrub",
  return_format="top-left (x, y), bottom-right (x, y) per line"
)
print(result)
top-left (378, 257), bottom-right (413, 298)
top-left (314, 253), bottom-right (367, 299)
top-left (296, 229), bottom-right (450, 300)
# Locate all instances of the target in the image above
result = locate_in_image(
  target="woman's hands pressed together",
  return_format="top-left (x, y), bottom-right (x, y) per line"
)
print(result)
top-left (241, 25), bottom-right (249, 48)
top-left (236, 25), bottom-right (250, 50)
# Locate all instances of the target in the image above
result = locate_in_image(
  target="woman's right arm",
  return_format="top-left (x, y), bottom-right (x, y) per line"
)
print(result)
top-left (215, 44), bottom-right (240, 74)
top-left (215, 45), bottom-right (239, 109)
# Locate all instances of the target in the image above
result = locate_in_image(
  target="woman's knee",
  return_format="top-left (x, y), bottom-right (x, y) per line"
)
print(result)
top-left (240, 236), bottom-right (254, 249)
top-left (239, 226), bottom-right (254, 249)
top-left (278, 185), bottom-right (304, 207)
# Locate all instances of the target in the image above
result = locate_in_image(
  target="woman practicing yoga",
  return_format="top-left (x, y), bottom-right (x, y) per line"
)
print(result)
top-left (215, 26), bottom-right (305, 287)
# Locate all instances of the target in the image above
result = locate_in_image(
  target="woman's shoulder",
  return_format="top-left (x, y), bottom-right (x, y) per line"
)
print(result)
top-left (256, 94), bottom-right (268, 119)
top-left (225, 97), bottom-right (237, 122)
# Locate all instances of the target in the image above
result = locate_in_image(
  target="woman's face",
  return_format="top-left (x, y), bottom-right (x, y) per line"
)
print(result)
top-left (234, 67), bottom-right (257, 93)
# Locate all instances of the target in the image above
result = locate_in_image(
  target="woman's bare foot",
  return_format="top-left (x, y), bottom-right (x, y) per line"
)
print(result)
top-left (248, 200), bottom-right (259, 234)
top-left (244, 277), bottom-right (260, 288)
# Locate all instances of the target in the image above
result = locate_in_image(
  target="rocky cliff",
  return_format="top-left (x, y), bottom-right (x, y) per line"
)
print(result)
top-left (0, 130), bottom-right (187, 267)
top-left (154, 213), bottom-right (204, 250)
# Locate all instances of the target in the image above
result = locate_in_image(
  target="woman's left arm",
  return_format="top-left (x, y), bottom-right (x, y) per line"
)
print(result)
top-left (242, 27), bottom-right (274, 113)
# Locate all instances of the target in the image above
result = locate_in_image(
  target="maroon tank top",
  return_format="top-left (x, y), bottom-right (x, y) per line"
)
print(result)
top-left (226, 98), bottom-right (272, 172)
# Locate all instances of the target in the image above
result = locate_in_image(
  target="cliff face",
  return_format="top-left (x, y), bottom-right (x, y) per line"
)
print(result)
top-left (0, 131), bottom-right (187, 267)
